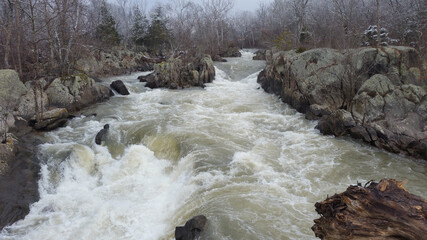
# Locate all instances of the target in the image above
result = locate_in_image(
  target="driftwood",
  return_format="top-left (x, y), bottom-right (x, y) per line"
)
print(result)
top-left (312, 179), bottom-right (427, 240)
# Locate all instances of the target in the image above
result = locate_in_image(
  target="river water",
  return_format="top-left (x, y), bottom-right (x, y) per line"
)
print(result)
top-left (1, 51), bottom-right (426, 240)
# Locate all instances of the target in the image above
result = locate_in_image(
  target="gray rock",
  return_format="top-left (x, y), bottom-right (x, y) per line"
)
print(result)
top-left (0, 70), bottom-right (27, 112)
top-left (258, 46), bottom-right (427, 159)
top-left (110, 80), bottom-right (130, 95)
top-left (46, 74), bottom-right (112, 111)
top-left (95, 124), bottom-right (109, 145)
top-left (175, 215), bottom-right (207, 240)
top-left (30, 108), bottom-right (69, 131)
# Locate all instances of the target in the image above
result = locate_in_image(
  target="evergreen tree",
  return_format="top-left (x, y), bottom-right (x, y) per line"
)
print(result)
top-left (95, 1), bottom-right (121, 46)
top-left (145, 6), bottom-right (172, 53)
top-left (130, 6), bottom-right (149, 46)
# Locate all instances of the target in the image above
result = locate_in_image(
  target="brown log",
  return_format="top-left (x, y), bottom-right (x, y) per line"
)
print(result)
top-left (312, 179), bottom-right (427, 240)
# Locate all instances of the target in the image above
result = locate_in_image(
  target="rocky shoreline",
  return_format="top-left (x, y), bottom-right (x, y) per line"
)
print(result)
top-left (257, 46), bottom-right (427, 160)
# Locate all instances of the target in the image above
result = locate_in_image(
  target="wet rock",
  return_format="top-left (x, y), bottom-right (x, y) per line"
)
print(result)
top-left (258, 46), bottom-right (427, 159)
top-left (110, 80), bottom-right (130, 95)
top-left (219, 46), bottom-right (242, 57)
top-left (253, 49), bottom-right (266, 60)
top-left (212, 55), bottom-right (227, 62)
top-left (45, 74), bottom-right (112, 112)
top-left (175, 215), bottom-right (208, 240)
top-left (29, 108), bottom-right (69, 131)
top-left (95, 124), bottom-right (109, 145)
top-left (0, 133), bottom-right (39, 230)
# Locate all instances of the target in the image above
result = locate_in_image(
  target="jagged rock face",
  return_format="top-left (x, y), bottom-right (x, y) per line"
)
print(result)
top-left (30, 108), bottom-right (69, 131)
top-left (258, 47), bottom-right (427, 159)
top-left (46, 74), bottom-right (112, 112)
top-left (75, 49), bottom-right (154, 76)
top-left (145, 55), bottom-right (215, 89)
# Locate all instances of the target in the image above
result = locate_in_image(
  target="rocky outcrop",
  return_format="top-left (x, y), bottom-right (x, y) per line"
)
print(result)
top-left (75, 48), bottom-right (155, 76)
top-left (110, 80), bottom-right (130, 95)
top-left (312, 179), bottom-right (427, 240)
top-left (219, 46), bottom-right (242, 57)
top-left (144, 55), bottom-right (215, 89)
top-left (175, 215), bottom-right (208, 240)
top-left (46, 74), bottom-right (112, 112)
top-left (258, 46), bottom-right (427, 159)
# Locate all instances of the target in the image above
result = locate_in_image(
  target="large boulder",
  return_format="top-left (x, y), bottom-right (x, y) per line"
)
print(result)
top-left (16, 82), bottom-right (49, 120)
top-left (145, 55), bottom-right (215, 89)
top-left (46, 74), bottom-right (112, 111)
top-left (258, 46), bottom-right (427, 159)
top-left (0, 70), bottom-right (27, 113)
top-left (110, 80), bottom-right (130, 95)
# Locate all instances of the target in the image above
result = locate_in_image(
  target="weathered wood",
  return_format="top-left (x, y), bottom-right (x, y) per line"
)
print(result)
top-left (312, 179), bottom-right (427, 240)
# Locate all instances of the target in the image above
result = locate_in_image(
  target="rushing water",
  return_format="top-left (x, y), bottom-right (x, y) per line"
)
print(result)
top-left (1, 50), bottom-right (426, 240)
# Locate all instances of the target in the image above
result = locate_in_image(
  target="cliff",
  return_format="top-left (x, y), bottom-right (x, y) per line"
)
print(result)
top-left (257, 47), bottom-right (427, 159)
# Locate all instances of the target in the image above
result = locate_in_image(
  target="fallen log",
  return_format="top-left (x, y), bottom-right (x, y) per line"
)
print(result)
top-left (312, 179), bottom-right (427, 240)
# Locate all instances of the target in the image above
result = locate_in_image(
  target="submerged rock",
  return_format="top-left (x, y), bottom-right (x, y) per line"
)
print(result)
top-left (175, 215), bottom-right (208, 240)
top-left (258, 46), bottom-right (427, 159)
top-left (95, 124), bottom-right (109, 145)
top-left (110, 80), bottom-right (130, 95)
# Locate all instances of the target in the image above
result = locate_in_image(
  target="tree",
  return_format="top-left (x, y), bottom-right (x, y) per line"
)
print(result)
top-left (144, 5), bottom-right (171, 53)
top-left (130, 6), bottom-right (149, 46)
top-left (95, 1), bottom-right (121, 46)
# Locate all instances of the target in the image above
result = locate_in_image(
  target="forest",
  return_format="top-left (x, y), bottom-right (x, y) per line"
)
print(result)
top-left (0, 0), bottom-right (426, 81)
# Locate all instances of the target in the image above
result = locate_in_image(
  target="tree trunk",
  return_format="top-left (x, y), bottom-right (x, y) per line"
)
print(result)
top-left (312, 179), bottom-right (427, 240)
top-left (376, 0), bottom-right (381, 45)
top-left (14, 0), bottom-right (23, 77)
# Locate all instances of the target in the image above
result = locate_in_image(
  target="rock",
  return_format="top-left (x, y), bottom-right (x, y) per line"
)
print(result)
top-left (46, 74), bottom-right (112, 112)
top-left (253, 49), bottom-right (266, 60)
top-left (95, 124), bottom-right (109, 145)
top-left (138, 74), bottom-right (153, 83)
top-left (16, 86), bottom-right (49, 120)
top-left (110, 80), bottom-right (130, 95)
top-left (0, 70), bottom-right (27, 112)
top-left (258, 46), bottom-right (427, 159)
top-left (175, 215), bottom-right (208, 240)
top-left (212, 55), bottom-right (227, 62)
top-left (312, 179), bottom-right (427, 240)
top-left (29, 108), bottom-right (69, 131)
top-left (0, 133), bottom-right (39, 231)
top-left (219, 46), bottom-right (242, 57)
top-left (145, 55), bottom-right (215, 89)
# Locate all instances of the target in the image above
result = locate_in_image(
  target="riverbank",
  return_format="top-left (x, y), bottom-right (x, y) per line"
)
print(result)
top-left (258, 46), bottom-right (427, 160)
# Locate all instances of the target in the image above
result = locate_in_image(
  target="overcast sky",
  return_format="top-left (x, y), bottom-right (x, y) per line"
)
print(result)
top-left (139, 0), bottom-right (273, 13)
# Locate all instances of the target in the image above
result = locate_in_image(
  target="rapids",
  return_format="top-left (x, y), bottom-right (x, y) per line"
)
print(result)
top-left (1, 50), bottom-right (426, 240)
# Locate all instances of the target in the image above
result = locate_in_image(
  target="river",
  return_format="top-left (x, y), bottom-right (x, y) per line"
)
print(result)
top-left (1, 50), bottom-right (426, 240)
